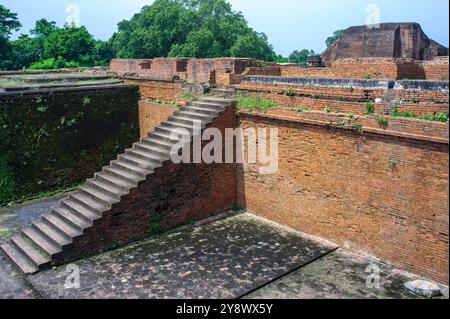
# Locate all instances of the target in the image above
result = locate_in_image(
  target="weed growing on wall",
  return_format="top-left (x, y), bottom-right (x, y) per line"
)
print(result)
top-left (237, 96), bottom-right (277, 112)
top-left (365, 101), bottom-right (374, 115)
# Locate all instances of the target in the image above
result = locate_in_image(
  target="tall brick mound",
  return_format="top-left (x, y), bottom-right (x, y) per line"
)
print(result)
top-left (1, 97), bottom-right (237, 274)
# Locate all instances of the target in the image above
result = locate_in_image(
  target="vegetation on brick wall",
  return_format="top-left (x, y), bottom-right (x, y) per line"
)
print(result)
top-left (391, 105), bottom-right (449, 122)
top-left (237, 96), bottom-right (277, 112)
top-left (0, 87), bottom-right (140, 204)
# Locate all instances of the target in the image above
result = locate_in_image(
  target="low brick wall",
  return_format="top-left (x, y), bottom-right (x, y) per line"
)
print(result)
top-left (238, 76), bottom-right (449, 112)
top-left (241, 92), bottom-right (448, 116)
top-left (258, 108), bottom-right (449, 140)
top-left (238, 112), bottom-right (449, 284)
top-left (277, 58), bottom-right (429, 80)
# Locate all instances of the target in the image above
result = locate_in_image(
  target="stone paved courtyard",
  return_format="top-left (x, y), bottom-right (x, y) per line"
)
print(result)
top-left (0, 197), bottom-right (447, 299)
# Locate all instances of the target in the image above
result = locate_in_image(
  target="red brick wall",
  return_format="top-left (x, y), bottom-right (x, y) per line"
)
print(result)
top-left (238, 81), bottom-right (449, 112)
top-left (238, 112), bottom-right (449, 284)
top-left (278, 58), bottom-right (427, 80)
top-left (423, 57), bottom-right (449, 81)
top-left (259, 108), bottom-right (449, 140)
top-left (127, 79), bottom-right (184, 101)
top-left (241, 92), bottom-right (448, 116)
top-left (139, 101), bottom-right (178, 137)
top-left (60, 104), bottom-right (238, 263)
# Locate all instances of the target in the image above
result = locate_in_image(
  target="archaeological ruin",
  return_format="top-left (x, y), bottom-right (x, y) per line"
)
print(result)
top-left (0, 22), bottom-right (448, 299)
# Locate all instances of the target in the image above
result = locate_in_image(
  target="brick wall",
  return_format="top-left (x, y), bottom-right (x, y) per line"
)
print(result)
top-left (238, 112), bottom-right (449, 284)
top-left (126, 79), bottom-right (184, 101)
top-left (139, 101), bottom-right (178, 137)
top-left (61, 104), bottom-right (239, 262)
top-left (278, 58), bottom-right (427, 80)
top-left (242, 92), bottom-right (448, 116)
top-left (238, 77), bottom-right (449, 113)
top-left (423, 57), bottom-right (449, 81)
top-left (259, 108), bottom-right (449, 140)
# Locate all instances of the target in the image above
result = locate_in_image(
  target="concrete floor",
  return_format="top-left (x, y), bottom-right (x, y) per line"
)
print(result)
top-left (0, 196), bottom-right (447, 299)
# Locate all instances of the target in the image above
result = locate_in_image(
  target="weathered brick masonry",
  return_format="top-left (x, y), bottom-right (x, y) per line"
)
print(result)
top-left (238, 77), bottom-right (449, 116)
top-left (237, 113), bottom-right (449, 284)
top-left (138, 101), bottom-right (178, 137)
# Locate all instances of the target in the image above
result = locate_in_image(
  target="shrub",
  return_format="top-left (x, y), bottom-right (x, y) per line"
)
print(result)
top-left (376, 116), bottom-right (388, 128)
top-left (285, 88), bottom-right (295, 97)
top-left (365, 101), bottom-right (374, 115)
top-left (420, 113), bottom-right (449, 122)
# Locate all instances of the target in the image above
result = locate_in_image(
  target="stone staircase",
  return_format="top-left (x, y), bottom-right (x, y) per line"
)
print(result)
top-left (1, 96), bottom-right (234, 274)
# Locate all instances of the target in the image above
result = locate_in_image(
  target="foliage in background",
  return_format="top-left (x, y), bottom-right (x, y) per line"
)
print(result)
top-left (288, 49), bottom-right (315, 65)
top-left (326, 29), bottom-right (344, 47)
top-left (0, 8), bottom-right (115, 70)
top-left (0, 4), bottom-right (22, 69)
top-left (112, 0), bottom-right (277, 61)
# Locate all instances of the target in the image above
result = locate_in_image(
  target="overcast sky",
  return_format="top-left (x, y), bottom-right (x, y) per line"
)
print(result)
top-left (3, 0), bottom-right (449, 56)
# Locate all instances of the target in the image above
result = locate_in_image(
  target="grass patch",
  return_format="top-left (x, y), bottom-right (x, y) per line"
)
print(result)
top-left (391, 106), bottom-right (448, 122)
top-left (237, 96), bottom-right (277, 112)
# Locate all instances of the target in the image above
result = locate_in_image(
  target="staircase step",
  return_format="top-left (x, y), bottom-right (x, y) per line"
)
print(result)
top-left (52, 206), bottom-right (90, 231)
top-left (61, 199), bottom-right (99, 224)
top-left (86, 179), bottom-right (123, 200)
top-left (195, 97), bottom-right (232, 105)
top-left (180, 106), bottom-right (221, 116)
top-left (0, 244), bottom-right (38, 274)
top-left (42, 213), bottom-right (82, 239)
top-left (174, 111), bottom-right (215, 121)
top-left (79, 185), bottom-right (117, 207)
top-left (112, 160), bottom-right (151, 177)
top-left (22, 227), bottom-right (61, 256)
top-left (69, 191), bottom-right (108, 213)
top-left (141, 137), bottom-right (175, 150)
top-left (169, 116), bottom-right (208, 126)
top-left (94, 172), bottom-right (136, 191)
top-left (148, 131), bottom-right (185, 144)
top-left (133, 142), bottom-right (169, 157)
top-left (117, 154), bottom-right (159, 171)
top-left (163, 119), bottom-right (204, 131)
top-left (123, 149), bottom-right (163, 165)
top-left (156, 126), bottom-right (196, 140)
top-left (103, 166), bottom-right (143, 185)
top-left (32, 220), bottom-right (71, 248)
top-left (191, 101), bottom-right (226, 110)
top-left (11, 235), bottom-right (50, 268)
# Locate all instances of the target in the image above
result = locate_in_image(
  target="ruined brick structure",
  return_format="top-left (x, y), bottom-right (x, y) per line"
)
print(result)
top-left (110, 57), bottom-right (262, 85)
top-left (322, 23), bottom-right (448, 67)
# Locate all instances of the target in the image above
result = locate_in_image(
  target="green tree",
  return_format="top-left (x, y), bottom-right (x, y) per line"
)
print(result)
top-left (111, 0), bottom-right (277, 61)
top-left (326, 29), bottom-right (344, 47)
top-left (0, 4), bottom-right (21, 69)
top-left (9, 35), bottom-right (41, 69)
top-left (229, 32), bottom-right (276, 61)
top-left (43, 25), bottom-right (96, 64)
top-left (288, 49), bottom-right (315, 64)
top-left (169, 29), bottom-right (221, 58)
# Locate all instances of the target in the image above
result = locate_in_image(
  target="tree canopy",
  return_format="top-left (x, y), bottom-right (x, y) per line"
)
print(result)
top-left (0, 4), bottom-right (22, 68)
top-left (288, 49), bottom-right (316, 65)
top-left (326, 29), bottom-right (344, 47)
top-left (111, 0), bottom-right (277, 61)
